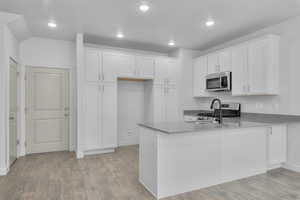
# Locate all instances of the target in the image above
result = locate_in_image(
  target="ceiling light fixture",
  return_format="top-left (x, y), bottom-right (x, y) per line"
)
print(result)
top-left (116, 32), bottom-right (124, 38)
top-left (48, 21), bottom-right (57, 28)
top-left (168, 40), bottom-right (175, 46)
top-left (205, 20), bottom-right (215, 27)
top-left (139, 3), bottom-right (150, 12)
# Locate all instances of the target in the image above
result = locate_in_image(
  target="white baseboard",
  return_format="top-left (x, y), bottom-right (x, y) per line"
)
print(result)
top-left (84, 148), bottom-right (115, 156)
top-left (268, 163), bottom-right (283, 170)
top-left (283, 163), bottom-right (300, 173)
top-left (76, 151), bottom-right (84, 159)
top-left (118, 140), bottom-right (138, 147)
top-left (0, 167), bottom-right (8, 176)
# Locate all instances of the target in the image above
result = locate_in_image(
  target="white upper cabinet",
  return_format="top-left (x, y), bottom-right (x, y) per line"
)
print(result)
top-left (155, 57), bottom-right (170, 83)
top-left (195, 34), bottom-right (279, 97)
top-left (247, 36), bottom-right (279, 95)
top-left (219, 49), bottom-right (232, 72)
top-left (207, 53), bottom-right (219, 74)
top-left (155, 57), bottom-right (178, 85)
top-left (193, 56), bottom-right (210, 97)
top-left (85, 48), bottom-right (101, 82)
top-left (167, 59), bottom-right (179, 85)
top-left (207, 49), bottom-right (232, 74)
top-left (232, 44), bottom-right (248, 96)
top-left (232, 35), bottom-right (279, 96)
top-left (103, 52), bottom-right (135, 80)
top-left (136, 56), bottom-right (155, 78)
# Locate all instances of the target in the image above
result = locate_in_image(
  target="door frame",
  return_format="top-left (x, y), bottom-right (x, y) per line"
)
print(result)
top-left (24, 66), bottom-right (74, 154)
top-left (8, 58), bottom-right (19, 166)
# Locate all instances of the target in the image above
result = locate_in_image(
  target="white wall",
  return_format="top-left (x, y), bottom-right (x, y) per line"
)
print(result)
top-left (19, 37), bottom-right (76, 156)
top-left (192, 16), bottom-right (300, 115)
top-left (117, 80), bottom-right (145, 146)
top-left (0, 24), bottom-right (20, 175)
top-left (20, 37), bottom-right (75, 68)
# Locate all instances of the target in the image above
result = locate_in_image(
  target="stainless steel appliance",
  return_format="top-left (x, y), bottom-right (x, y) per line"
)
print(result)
top-left (205, 71), bottom-right (231, 92)
top-left (183, 102), bottom-right (241, 122)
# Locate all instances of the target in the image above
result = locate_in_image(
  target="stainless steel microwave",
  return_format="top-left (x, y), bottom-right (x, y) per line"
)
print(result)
top-left (205, 71), bottom-right (231, 92)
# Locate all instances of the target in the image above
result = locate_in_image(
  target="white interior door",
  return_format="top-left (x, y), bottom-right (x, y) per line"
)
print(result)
top-left (26, 67), bottom-right (69, 154)
top-left (9, 59), bottom-right (18, 165)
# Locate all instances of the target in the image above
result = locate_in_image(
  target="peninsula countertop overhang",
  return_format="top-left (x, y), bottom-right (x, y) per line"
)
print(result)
top-left (138, 114), bottom-right (300, 134)
top-left (138, 120), bottom-right (270, 134)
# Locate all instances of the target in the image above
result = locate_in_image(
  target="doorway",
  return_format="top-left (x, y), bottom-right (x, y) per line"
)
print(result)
top-left (9, 59), bottom-right (18, 166)
top-left (26, 67), bottom-right (69, 154)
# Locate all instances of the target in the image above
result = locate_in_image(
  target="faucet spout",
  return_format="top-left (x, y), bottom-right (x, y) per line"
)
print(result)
top-left (210, 98), bottom-right (223, 124)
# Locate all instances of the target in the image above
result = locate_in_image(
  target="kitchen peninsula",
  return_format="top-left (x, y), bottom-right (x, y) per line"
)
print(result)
top-left (138, 120), bottom-right (284, 199)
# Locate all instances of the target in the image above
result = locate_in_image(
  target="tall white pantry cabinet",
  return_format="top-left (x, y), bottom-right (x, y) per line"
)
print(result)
top-left (84, 49), bottom-right (118, 152)
top-left (83, 47), bottom-right (180, 154)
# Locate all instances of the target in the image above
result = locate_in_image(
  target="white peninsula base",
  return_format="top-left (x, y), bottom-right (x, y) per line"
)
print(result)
top-left (139, 126), bottom-right (269, 199)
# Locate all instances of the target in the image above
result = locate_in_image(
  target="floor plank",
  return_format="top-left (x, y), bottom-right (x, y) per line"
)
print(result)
top-left (1, 145), bottom-right (300, 200)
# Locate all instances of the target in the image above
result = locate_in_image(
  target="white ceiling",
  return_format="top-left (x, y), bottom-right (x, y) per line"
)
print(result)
top-left (1, 0), bottom-right (300, 52)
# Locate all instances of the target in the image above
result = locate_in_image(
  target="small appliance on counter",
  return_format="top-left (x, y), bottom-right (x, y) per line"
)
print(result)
top-left (183, 102), bottom-right (241, 122)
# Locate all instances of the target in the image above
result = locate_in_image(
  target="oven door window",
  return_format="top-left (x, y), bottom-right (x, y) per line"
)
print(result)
top-left (206, 78), bottom-right (220, 90)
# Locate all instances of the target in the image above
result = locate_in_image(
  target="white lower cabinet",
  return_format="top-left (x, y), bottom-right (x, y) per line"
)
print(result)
top-left (221, 128), bottom-right (268, 182)
top-left (268, 124), bottom-right (287, 168)
top-left (85, 82), bottom-right (117, 151)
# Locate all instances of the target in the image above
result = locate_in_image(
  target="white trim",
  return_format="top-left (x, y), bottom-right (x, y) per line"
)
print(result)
top-left (0, 167), bottom-right (8, 176)
top-left (268, 163), bottom-right (283, 170)
top-left (283, 163), bottom-right (300, 173)
top-left (139, 178), bottom-right (159, 200)
top-left (84, 148), bottom-right (115, 156)
top-left (76, 151), bottom-right (84, 159)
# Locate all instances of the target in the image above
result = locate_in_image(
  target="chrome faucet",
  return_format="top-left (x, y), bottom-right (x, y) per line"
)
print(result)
top-left (210, 98), bottom-right (223, 124)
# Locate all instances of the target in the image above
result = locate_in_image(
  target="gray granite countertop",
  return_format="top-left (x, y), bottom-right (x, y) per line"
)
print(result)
top-left (138, 120), bottom-right (270, 134)
top-left (138, 113), bottom-right (300, 134)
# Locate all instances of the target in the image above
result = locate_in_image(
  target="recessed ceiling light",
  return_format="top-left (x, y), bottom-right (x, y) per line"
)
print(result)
top-left (116, 32), bottom-right (124, 38)
top-left (205, 20), bottom-right (215, 27)
top-left (168, 40), bottom-right (175, 46)
top-left (48, 21), bottom-right (57, 28)
top-left (139, 3), bottom-right (150, 12)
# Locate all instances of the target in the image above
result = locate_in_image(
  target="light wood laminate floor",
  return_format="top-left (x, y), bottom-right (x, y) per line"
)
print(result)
top-left (1, 145), bottom-right (300, 200)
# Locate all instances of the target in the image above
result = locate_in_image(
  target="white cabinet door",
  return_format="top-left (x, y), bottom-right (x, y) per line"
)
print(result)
top-left (207, 53), bottom-right (219, 74)
top-left (155, 58), bottom-right (169, 84)
top-left (85, 83), bottom-right (101, 150)
top-left (248, 38), bottom-right (271, 95)
top-left (136, 56), bottom-right (155, 78)
top-left (193, 56), bottom-right (209, 97)
top-left (165, 85), bottom-right (180, 122)
top-left (103, 52), bottom-right (134, 81)
top-left (101, 83), bottom-right (117, 148)
top-left (153, 84), bottom-right (166, 123)
top-left (222, 128), bottom-right (267, 182)
top-left (231, 44), bottom-right (248, 96)
top-left (219, 49), bottom-right (232, 72)
top-left (85, 49), bottom-right (100, 82)
top-left (167, 59), bottom-right (178, 85)
top-left (268, 125), bottom-right (287, 167)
